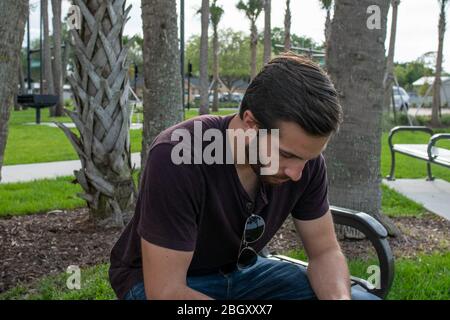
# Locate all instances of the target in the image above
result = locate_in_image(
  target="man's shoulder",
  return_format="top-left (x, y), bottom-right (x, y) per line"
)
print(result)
top-left (149, 114), bottom-right (233, 151)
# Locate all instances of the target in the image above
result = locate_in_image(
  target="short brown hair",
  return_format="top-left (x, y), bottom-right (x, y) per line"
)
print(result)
top-left (239, 52), bottom-right (343, 136)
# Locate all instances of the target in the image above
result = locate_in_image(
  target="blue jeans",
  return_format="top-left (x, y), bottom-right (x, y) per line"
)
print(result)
top-left (124, 256), bottom-right (381, 300)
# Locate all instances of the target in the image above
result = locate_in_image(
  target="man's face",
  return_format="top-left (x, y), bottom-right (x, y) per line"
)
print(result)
top-left (249, 121), bottom-right (330, 186)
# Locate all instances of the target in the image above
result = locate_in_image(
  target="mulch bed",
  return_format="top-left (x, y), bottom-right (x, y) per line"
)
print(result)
top-left (1, 208), bottom-right (449, 293)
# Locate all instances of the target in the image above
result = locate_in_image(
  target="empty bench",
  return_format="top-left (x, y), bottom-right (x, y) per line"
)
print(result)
top-left (387, 126), bottom-right (450, 181)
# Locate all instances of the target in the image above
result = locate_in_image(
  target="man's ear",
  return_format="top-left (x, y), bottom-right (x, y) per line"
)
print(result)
top-left (242, 110), bottom-right (259, 130)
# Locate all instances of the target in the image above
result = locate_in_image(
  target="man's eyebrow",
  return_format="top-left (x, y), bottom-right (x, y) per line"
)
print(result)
top-left (279, 148), bottom-right (306, 160)
top-left (279, 145), bottom-right (328, 160)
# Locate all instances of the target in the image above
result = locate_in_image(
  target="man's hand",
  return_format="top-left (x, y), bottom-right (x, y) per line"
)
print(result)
top-left (141, 238), bottom-right (213, 300)
top-left (294, 210), bottom-right (351, 300)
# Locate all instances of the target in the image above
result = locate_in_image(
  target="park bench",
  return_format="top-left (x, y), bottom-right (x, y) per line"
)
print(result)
top-left (386, 126), bottom-right (450, 181)
top-left (260, 206), bottom-right (395, 299)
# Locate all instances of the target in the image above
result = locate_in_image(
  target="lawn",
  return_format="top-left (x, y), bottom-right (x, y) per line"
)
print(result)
top-left (4, 108), bottom-right (237, 165)
top-left (0, 171), bottom-right (140, 218)
top-left (1, 252), bottom-right (448, 300)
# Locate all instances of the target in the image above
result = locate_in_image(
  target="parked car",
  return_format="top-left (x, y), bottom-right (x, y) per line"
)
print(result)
top-left (392, 86), bottom-right (410, 111)
top-left (221, 92), bottom-right (243, 103)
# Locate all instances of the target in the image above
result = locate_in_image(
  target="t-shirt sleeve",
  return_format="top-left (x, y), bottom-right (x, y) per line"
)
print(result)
top-left (136, 143), bottom-right (204, 252)
top-left (291, 154), bottom-right (330, 221)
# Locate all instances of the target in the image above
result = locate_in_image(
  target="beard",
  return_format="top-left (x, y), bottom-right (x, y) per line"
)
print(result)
top-left (249, 163), bottom-right (290, 186)
top-left (245, 142), bottom-right (289, 185)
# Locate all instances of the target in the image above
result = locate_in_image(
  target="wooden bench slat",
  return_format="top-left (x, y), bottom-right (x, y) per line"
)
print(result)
top-left (393, 144), bottom-right (450, 164)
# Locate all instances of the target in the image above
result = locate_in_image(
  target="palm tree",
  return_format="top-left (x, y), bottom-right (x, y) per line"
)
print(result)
top-left (263, 0), bottom-right (272, 64)
top-left (58, 0), bottom-right (136, 227)
top-left (284, 0), bottom-right (291, 51)
top-left (51, 0), bottom-right (64, 117)
top-left (319, 0), bottom-right (333, 45)
top-left (326, 0), bottom-right (400, 237)
top-left (432, 0), bottom-right (449, 127)
top-left (236, 0), bottom-right (264, 80)
top-left (210, 0), bottom-right (224, 112)
top-left (199, 0), bottom-right (210, 115)
top-left (0, 0), bottom-right (28, 182)
top-left (383, 0), bottom-right (400, 112)
top-left (42, 0), bottom-right (54, 97)
top-left (141, 0), bottom-right (184, 171)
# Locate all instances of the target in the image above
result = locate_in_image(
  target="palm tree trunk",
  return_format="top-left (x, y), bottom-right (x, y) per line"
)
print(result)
top-left (41, 0), bottom-right (54, 97)
top-left (141, 0), bottom-right (184, 171)
top-left (284, 0), bottom-right (291, 52)
top-left (326, 0), bottom-right (401, 237)
top-left (432, 1), bottom-right (447, 127)
top-left (0, 0), bottom-right (28, 182)
top-left (58, 0), bottom-right (136, 227)
top-left (199, 0), bottom-right (210, 115)
top-left (52, 0), bottom-right (64, 117)
top-left (383, 0), bottom-right (400, 111)
top-left (212, 25), bottom-right (220, 112)
top-left (250, 21), bottom-right (258, 80)
top-left (263, 0), bottom-right (272, 64)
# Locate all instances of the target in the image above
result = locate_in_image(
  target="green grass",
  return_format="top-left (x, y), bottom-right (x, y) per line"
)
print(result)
top-left (381, 184), bottom-right (426, 217)
top-left (0, 176), bottom-right (84, 217)
top-left (286, 250), bottom-right (450, 300)
top-left (1, 252), bottom-right (448, 300)
top-left (0, 171), bottom-right (141, 218)
top-left (4, 108), bottom-right (236, 165)
top-left (0, 264), bottom-right (115, 300)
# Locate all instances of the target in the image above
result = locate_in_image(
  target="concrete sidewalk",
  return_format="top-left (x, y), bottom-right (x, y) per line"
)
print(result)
top-left (1, 153), bottom-right (141, 184)
top-left (383, 178), bottom-right (450, 220)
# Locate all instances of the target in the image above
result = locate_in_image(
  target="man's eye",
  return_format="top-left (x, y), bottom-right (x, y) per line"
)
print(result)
top-left (280, 151), bottom-right (292, 158)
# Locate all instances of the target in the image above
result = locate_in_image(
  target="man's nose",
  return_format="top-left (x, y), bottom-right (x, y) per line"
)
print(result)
top-left (284, 162), bottom-right (306, 181)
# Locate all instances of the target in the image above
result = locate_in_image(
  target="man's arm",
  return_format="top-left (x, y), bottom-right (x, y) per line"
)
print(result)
top-left (293, 210), bottom-right (351, 300)
top-left (141, 238), bottom-right (213, 300)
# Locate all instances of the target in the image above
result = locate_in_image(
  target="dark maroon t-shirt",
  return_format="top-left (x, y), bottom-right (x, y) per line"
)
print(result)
top-left (109, 114), bottom-right (330, 299)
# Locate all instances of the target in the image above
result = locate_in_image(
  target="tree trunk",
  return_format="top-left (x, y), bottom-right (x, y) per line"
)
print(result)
top-left (15, 63), bottom-right (26, 111)
top-left (42, 0), bottom-right (54, 97)
top-left (199, 0), bottom-right (210, 115)
top-left (326, 0), bottom-right (401, 237)
top-left (59, 0), bottom-right (136, 227)
top-left (325, 8), bottom-right (331, 46)
top-left (51, 0), bottom-right (64, 117)
top-left (0, 0), bottom-right (28, 182)
top-left (250, 21), bottom-right (258, 80)
top-left (383, 0), bottom-right (400, 112)
top-left (62, 40), bottom-right (71, 87)
top-left (141, 0), bottom-right (184, 171)
top-left (212, 25), bottom-right (219, 112)
top-left (432, 1), bottom-right (447, 127)
top-left (263, 0), bottom-right (272, 64)
top-left (284, 0), bottom-right (291, 52)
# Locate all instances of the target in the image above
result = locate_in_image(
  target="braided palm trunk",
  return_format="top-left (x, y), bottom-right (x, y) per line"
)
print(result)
top-left (57, 0), bottom-right (136, 227)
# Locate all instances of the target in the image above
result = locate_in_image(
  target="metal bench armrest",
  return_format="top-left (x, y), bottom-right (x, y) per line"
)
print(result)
top-left (388, 126), bottom-right (434, 150)
top-left (330, 206), bottom-right (395, 299)
top-left (428, 134), bottom-right (450, 160)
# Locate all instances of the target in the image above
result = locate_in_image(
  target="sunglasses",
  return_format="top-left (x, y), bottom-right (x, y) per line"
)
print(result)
top-left (237, 214), bottom-right (266, 270)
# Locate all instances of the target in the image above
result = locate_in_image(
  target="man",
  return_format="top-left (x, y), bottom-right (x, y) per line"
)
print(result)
top-left (109, 53), bottom-right (380, 300)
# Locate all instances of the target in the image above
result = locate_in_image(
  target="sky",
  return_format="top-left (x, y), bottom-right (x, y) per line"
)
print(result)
top-left (25, 0), bottom-right (450, 72)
